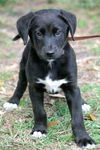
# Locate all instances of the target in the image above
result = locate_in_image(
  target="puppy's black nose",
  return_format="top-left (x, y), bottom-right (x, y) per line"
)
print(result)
top-left (46, 51), bottom-right (54, 57)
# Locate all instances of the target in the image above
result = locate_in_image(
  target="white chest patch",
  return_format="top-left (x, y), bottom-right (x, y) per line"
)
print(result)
top-left (37, 75), bottom-right (68, 94)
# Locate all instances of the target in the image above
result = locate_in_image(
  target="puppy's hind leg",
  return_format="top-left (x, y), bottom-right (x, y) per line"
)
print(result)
top-left (63, 86), bottom-right (95, 148)
top-left (3, 58), bottom-right (27, 111)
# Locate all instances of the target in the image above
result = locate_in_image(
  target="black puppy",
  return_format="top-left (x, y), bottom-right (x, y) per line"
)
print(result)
top-left (3, 9), bottom-right (95, 148)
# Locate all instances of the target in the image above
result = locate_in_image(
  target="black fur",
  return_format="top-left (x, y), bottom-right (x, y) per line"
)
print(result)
top-left (7, 9), bottom-right (95, 147)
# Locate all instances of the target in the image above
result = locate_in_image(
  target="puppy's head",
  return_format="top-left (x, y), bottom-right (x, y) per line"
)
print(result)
top-left (13, 9), bottom-right (76, 61)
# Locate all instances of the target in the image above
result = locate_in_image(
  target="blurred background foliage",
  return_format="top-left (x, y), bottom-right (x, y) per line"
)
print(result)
top-left (0, 0), bottom-right (100, 8)
top-left (47, 0), bottom-right (100, 8)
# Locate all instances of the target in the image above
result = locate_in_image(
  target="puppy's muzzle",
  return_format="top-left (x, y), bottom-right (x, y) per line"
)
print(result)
top-left (45, 45), bottom-right (57, 59)
top-left (46, 51), bottom-right (54, 58)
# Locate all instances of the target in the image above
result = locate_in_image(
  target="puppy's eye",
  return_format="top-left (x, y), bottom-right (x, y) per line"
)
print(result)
top-left (36, 31), bottom-right (42, 38)
top-left (55, 30), bottom-right (61, 36)
top-left (53, 28), bottom-right (61, 36)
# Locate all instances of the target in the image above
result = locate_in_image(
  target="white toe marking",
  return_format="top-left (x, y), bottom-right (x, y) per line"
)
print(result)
top-left (82, 104), bottom-right (91, 113)
top-left (3, 102), bottom-right (18, 111)
top-left (32, 131), bottom-right (46, 138)
top-left (82, 144), bottom-right (95, 149)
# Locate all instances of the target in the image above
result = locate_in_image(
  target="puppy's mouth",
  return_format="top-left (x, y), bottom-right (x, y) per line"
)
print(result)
top-left (46, 53), bottom-right (56, 61)
top-left (46, 50), bottom-right (64, 61)
top-left (47, 56), bottom-right (55, 60)
top-left (37, 49), bottom-right (64, 62)
top-left (47, 56), bottom-right (54, 60)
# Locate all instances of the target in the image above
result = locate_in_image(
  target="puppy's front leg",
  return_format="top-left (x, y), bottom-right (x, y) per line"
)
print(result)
top-left (63, 86), bottom-right (95, 148)
top-left (29, 84), bottom-right (47, 138)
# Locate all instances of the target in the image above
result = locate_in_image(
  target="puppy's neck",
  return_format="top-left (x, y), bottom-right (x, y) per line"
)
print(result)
top-left (48, 59), bottom-right (54, 68)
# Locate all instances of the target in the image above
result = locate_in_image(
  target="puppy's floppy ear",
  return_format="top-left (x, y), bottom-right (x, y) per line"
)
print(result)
top-left (13, 12), bottom-right (34, 45)
top-left (59, 10), bottom-right (77, 41)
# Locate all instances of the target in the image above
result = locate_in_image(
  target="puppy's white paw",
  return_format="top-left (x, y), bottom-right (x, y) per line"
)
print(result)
top-left (32, 131), bottom-right (46, 138)
top-left (82, 143), bottom-right (95, 149)
top-left (82, 104), bottom-right (91, 113)
top-left (3, 102), bottom-right (18, 111)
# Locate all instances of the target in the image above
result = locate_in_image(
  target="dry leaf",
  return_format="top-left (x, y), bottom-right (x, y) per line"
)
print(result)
top-left (48, 120), bottom-right (59, 128)
top-left (89, 113), bottom-right (95, 121)
top-left (0, 81), bottom-right (4, 86)
top-left (87, 67), bottom-right (98, 72)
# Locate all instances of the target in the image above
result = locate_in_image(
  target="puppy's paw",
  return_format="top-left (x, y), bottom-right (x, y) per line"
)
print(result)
top-left (3, 102), bottom-right (18, 111)
top-left (32, 131), bottom-right (46, 138)
top-left (82, 143), bottom-right (95, 149)
top-left (77, 136), bottom-right (96, 149)
top-left (82, 104), bottom-right (91, 113)
top-left (31, 124), bottom-right (47, 138)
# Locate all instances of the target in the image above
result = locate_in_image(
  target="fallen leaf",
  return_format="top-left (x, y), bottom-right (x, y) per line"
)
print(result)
top-left (48, 120), bottom-right (59, 128)
top-left (87, 67), bottom-right (98, 72)
top-left (89, 113), bottom-right (95, 121)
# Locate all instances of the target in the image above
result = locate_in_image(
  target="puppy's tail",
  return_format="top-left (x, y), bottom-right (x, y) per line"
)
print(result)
top-left (13, 34), bottom-right (21, 41)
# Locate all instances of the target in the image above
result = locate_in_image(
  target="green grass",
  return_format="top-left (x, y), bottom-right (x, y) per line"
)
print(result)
top-left (83, 41), bottom-right (100, 56)
top-left (0, 17), bottom-right (10, 27)
top-left (81, 84), bottom-right (100, 103)
top-left (78, 19), bottom-right (88, 28)
top-left (0, 100), bottom-right (73, 150)
top-left (0, 0), bottom-right (9, 6)
top-left (0, 0), bottom-right (18, 6)
top-left (0, 32), bottom-right (13, 49)
top-left (90, 48), bottom-right (100, 55)
top-left (0, 52), bottom-right (17, 59)
top-left (0, 72), bottom-right (13, 81)
top-left (81, 84), bottom-right (100, 143)
top-left (72, 0), bottom-right (100, 8)
top-left (83, 41), bottom-right (95, 46)
top-left (0, 82), bottom-right (100, 150)
top-left (3, 7), bottom-right (22, 16)
top-left (47, 0), bottom-right (56, 3)
top-left (0, 84), bottom-right (100, 150)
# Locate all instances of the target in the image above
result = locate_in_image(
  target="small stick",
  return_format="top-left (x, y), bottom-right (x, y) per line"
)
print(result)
top-left (68, 35), bottom-right (100, 41)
